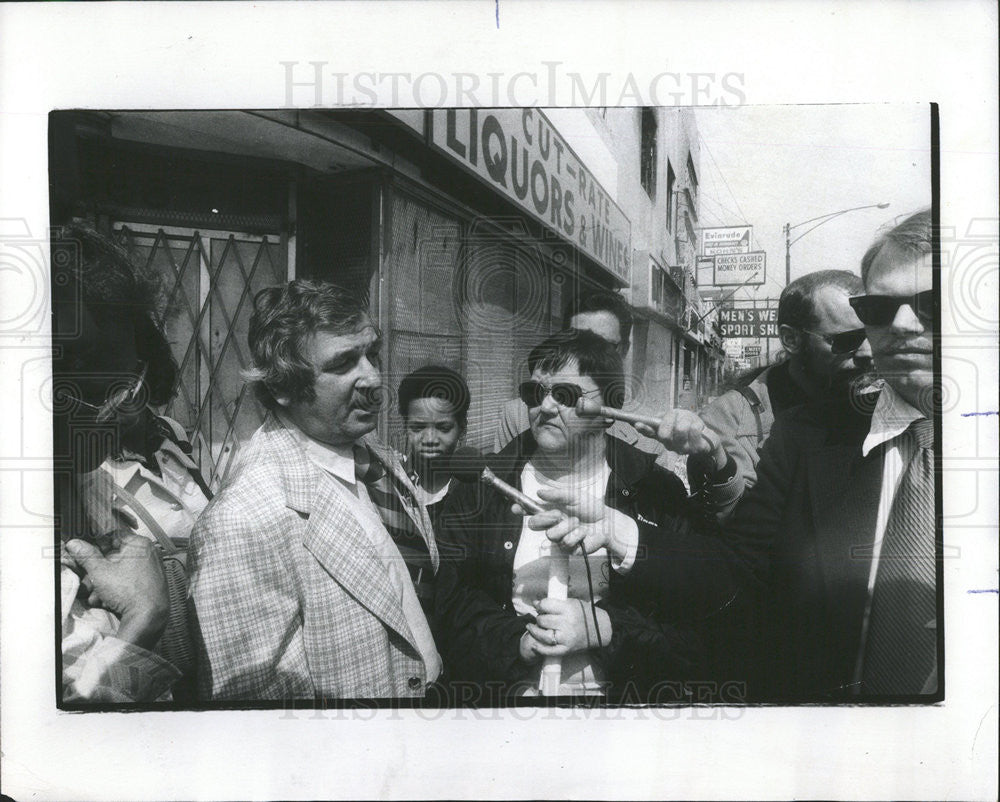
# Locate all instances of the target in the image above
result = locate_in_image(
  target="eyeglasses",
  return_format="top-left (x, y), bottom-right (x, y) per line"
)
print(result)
top-left (801, 327), bottom-right (868, 355)
top-left (849, 290), bottom-right (934, 326)
top-left (60, 360), bottom-right (148, 422)
top-left (519, 380), bottom-right (600, 409)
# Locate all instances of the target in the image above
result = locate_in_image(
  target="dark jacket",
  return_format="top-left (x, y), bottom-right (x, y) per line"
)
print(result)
top-left (725, 391), bottom-right (897, 700)
top-left (434, 431), bottom-right (747, 703)
top-left (688, 360), bottom-right (809, 521)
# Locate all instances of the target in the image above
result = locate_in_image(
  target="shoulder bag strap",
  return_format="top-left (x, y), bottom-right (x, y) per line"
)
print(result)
top-left (735, 385), bottom-right (765, 443)
top-left (100, 473), bottom-right (180, 556)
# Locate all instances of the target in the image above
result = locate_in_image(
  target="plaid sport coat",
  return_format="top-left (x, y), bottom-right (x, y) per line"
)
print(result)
top-left (189, 415), bottom-right (438, 700)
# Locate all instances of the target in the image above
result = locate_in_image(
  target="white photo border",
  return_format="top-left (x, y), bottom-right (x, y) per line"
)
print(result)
top-left (1, 2), bottom-right (997, 800)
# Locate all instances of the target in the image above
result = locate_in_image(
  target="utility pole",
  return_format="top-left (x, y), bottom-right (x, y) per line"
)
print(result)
top-left (765, 310), bottom-right (771, 364)
top-left (784, 222), bottom-right (791, 286)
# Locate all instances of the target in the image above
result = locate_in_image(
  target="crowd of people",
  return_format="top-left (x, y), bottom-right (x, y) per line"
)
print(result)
top-left (54, 208), bottom-right (938, 705)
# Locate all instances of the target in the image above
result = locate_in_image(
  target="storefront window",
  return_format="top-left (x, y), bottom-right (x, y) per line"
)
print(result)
top-left (384, 191), bottom-right (560, 452)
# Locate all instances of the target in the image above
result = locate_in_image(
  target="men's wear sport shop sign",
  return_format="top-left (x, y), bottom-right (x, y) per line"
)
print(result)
top-left (427, 109), bottom-right (632, 284)
top-left (718, 306), bottom-right (779, 338)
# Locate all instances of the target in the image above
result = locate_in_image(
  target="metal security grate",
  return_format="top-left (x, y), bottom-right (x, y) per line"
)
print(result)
top-left (115, 224), bottom-right (289, 490)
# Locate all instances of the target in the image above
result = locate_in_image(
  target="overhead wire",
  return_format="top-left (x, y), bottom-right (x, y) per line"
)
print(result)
top-left (698, 133), bottom-right (785, 303)
top-left (700, 131), bottom-right (781, 296)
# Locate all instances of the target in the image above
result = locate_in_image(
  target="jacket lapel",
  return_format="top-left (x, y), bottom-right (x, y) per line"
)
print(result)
top-left (268, 425), bottom-right (417, 653)
top-left (609, 420), bottom-right (640, 446)
top-left (605, 433), bottom-right (651, 488)
top-left (807, 441), bottom-right (883, 656)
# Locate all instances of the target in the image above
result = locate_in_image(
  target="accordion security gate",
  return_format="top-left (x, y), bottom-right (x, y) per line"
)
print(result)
top-left (114, 223), bottom-right (290, 491)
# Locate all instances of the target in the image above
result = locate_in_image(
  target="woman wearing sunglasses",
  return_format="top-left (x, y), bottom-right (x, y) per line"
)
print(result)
top-left (434, 329), bottom-right (712, 702)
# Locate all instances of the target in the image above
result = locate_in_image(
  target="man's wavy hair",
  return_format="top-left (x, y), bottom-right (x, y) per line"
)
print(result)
top-left (245, 280), bottom-right (371, 410)
top-left (860, 208), bottom-right (933, 287)
top-left (527, 328), bottom-right (626, 409)
top-left (52, 221), bottom-right (177, 406)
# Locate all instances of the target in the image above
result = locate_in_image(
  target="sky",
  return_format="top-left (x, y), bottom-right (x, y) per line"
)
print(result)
top-left (692, 103), bottom-right (933, 304)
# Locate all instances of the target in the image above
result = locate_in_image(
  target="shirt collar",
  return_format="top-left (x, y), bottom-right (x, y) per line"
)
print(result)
top-left (276, 411), bottom-right (358, 485)
top-left (100, 456), bottom-right (143, 487)
top-left (862, 383), bottom-right (925, 457)
top-left (102, 435), bottom-right (196, 483)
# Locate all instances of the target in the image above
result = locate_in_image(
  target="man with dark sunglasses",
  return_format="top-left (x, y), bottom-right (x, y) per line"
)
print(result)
top-left (725, 209), bottom-right (938, 700)
top-left (637, 269), bottom-right (872, 522)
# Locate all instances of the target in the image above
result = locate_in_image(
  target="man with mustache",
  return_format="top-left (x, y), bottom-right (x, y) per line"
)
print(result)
top-left (189, 281), bottom-right (441, 699)
top-left (725, 209), bottom-right (938, 699)
top-left (638, 269), bottom-right (874, 521)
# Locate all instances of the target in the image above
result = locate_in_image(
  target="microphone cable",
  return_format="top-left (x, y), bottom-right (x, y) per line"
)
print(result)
top-left (580, 543), bottom-right (605, 651)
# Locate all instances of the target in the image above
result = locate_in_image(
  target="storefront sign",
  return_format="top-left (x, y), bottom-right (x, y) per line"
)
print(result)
top-left (426, 109), bottom-right (632, 283)
top-left (718, 306), bottom-right (779, 338)
top-left (723, 339), bottom-right (743, 358)
top-left (713, 251), bottom-right (766, 286)
top-left (702, 225), bottom-right (751, 256)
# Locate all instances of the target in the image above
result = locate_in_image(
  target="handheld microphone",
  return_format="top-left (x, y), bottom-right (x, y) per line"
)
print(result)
top-left (446, 448), bottom-right (544, 514)
top-left (575, 397), bottom-right (719, 451)
top-left (447, 447), bottom-right (568, 695)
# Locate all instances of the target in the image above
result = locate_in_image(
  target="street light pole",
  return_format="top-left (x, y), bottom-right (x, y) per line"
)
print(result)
top-left (783, 202), bottom-right (890, 286)
top-left (784, 222), bottom-right (791, 286)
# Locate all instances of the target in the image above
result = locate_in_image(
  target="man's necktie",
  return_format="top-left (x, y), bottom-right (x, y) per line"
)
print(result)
top-left (353, 443), bottom-right (384, 485)
top-left (863, 418), bottom-right (937, 694)
top-left (354, 444), bottom-right (434, 606)
top-left (352, 444), bottom-right (443, 682)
